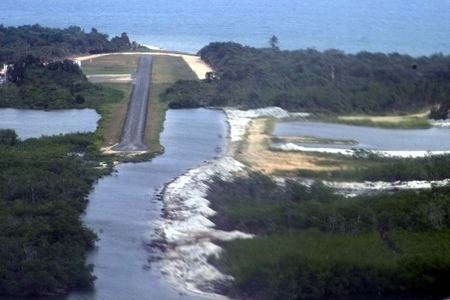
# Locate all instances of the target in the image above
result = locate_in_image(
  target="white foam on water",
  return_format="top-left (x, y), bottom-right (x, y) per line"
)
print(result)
top-left (153, 107), bottom-right (313, 296)
top-left (431, 119), bottom-right (450, 128)
top-left (326, 179), bottom-right (450, 193)
top-left (278, 176), bottom-right (450, 198)
top-left (225, 107), bottom-right (309, 142)
top-left (153, 156), bottom-right (252, 297)
top-left (272, 142), bottom-right (450, 158)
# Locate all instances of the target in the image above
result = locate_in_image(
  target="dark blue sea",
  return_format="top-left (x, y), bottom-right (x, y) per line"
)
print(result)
top-left (0, 0), bottom-right (449, 55)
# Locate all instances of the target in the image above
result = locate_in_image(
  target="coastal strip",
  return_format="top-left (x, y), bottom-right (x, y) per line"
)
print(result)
top-left (154, 106), bottom-right (450, 296)
top-left (153, 107), bottom-right (308, 295)
top-left (153, 157), bottom-right (251, 296)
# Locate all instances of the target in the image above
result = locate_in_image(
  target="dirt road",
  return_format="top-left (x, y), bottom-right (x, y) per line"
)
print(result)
top-left (113, 56), bottom-right (153, 151)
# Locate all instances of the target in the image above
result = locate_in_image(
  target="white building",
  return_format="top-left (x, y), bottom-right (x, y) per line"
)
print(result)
top-left (0, 64), bottom-right (7, 76)
top-left (0, 64), bottom-right (7, 85)
top-left (68, 59), bottom-right (81, 67)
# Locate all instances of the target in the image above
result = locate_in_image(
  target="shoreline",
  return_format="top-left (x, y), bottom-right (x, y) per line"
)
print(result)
top-left (152, 107), bottom-right (311, 296)
top-left (272, 143), bottom-right (450, 158)
top-left (291, 177), bottom-right (450, 197)
top-left (152, 115), bottom-right (251, 296)
top-left (154, 106), bottom-right (450, 297)
top-left (155, 156), bottom-right (250, 298)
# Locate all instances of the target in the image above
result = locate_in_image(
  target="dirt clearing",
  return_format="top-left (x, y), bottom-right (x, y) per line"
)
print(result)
top-left (237, 119), bottom-right (341, 174)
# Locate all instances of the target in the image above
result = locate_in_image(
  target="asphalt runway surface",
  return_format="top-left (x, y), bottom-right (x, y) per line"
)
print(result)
top-left (113, 56), bottom-right (153, 151)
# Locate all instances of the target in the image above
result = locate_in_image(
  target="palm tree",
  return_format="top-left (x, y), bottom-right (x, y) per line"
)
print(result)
top-left (269, 35), bottom-right (279, 49)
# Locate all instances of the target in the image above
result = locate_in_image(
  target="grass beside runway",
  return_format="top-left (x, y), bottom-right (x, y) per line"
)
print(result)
top-left (82, 54), bottom-right (197, 153)
top-left (145, 55), bottom-right (197, 153)
top-left (82, 54), bottom-right (140, 75)
top-left (95, 82), bottom-right (133, 147)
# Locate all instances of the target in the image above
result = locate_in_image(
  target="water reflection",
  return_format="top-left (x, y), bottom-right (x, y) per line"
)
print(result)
top-left (0, 108), bottom-right (100, 139)
top-left (274, 121), bottom-right (450, 151)
top-left (69, 109), bottom-right (226, 300)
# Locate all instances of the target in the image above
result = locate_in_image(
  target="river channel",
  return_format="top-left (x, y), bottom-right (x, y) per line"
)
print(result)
top-left (67, 108), bottom-right (225, 300)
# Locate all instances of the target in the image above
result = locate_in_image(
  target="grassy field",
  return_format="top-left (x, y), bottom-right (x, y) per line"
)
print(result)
top-left (81, 55), bottom-right (140, 75)
top-left (144, 55), bottom-right (197, 153)
top-left (81, 56), bottom-right (135, 148)
top-left (333, 112), bottom-right (431, 129)
top-left (335, 117), bottom-right (431, 129)
top-left (292, 154), bottom-right (450, 182)
top-left (95, 82), bottom-right (132, 147)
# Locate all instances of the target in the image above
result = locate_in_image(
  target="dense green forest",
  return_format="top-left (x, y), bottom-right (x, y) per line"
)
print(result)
top-left (0, 130), bottom-right (110, 296)
top-left (164, 42), bottom-right (450, 115)
top-left (209, 173), bottom-right (450, 299)
top-left (0, 24), bottom-right (140, 64)
top-left (0, 56), bottom-right (122, 109)
top-left (0, 25), bottom-right (129, 110)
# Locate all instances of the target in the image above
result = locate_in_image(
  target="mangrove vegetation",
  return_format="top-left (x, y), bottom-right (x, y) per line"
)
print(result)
top-left (0, 24), bottom-right (140, 64)
top-left (164, 42), bottom-right (450, 116)
top-left (0, 56), bottom-right (122, 109)
top-left (0, 131), bottom-right (110, 296)
top-left (209, 173), bottom-right (450, 299)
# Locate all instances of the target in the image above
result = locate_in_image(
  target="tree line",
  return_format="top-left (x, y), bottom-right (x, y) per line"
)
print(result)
top-left (0, 24), bottom-right (142, 64)
top-left (0, 55), bottom-right (123, 109)
top-left (0, 25), bottom-right (130, 110)
top-left (163, 42), bottom-right (450, 116)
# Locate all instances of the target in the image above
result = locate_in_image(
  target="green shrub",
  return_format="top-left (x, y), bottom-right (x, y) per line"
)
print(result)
top-left (0, 129), bottom-right (18, 146)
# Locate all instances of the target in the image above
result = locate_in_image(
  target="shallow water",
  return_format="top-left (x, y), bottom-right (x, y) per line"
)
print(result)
top-left (0, 108), bottom-right (100, 139)
top-left (274, 121), bottom-right (450, 151)
top-left (68, 109), bottom-right (226, 300)
top-left (0, 0), bottom-right (449, 55)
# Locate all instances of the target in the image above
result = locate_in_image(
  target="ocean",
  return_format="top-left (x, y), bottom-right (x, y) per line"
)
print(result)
top-left (0, 0), bottom-right (449, 56)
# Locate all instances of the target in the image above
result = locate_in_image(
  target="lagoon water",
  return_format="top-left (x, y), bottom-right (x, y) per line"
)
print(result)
top-left (274, 121), bottom-right (450, 151)
top-left (67, 109), bottom-right (226, 300)
top-left (0, 0), bottom-right (449, 55)
top-left (0, 108), bottom-right (100, 139)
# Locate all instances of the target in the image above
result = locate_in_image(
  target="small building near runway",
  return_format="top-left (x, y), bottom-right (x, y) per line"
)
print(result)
top-left (0, 64), bottom-right (8, 85)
